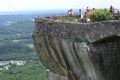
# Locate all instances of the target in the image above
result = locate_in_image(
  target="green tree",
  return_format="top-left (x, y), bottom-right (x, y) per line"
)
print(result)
top-left (89, 9), bottom-right (114, 22)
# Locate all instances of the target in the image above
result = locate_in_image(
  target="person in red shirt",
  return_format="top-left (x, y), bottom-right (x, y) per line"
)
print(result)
top-left (85, 7), bottom-right (90, 22)
top-left (86, 7), bottom-right (90, 13)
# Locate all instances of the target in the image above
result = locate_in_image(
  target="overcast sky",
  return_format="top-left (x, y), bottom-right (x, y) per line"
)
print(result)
top-left (0, 0), bottom-right (120, 11)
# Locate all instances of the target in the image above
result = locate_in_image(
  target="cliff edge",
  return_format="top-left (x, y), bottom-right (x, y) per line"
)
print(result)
top-left (32, 16), bottom-right (120, 80)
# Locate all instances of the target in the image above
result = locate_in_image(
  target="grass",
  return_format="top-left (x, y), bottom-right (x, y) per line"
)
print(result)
top-left (57, 17), bottom-right (79, 23)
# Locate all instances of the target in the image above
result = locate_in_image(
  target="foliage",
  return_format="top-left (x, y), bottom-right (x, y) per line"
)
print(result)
top-left (0, 15), bottom-right (47, 80)
top-left (89, 9), bottom-right (114, 22)
top-left (73, 37), bottom-right (90, 44)
top-left (0, 42), bottom-right (34, 54)
top-left (0, 60), bottom-right (47, 80)
top-left (57, 17), bottom-right (79, 23)
top-left (73, 37), bottom-right (83, 42)
top-left (0, 17), bottom-right (35, 58)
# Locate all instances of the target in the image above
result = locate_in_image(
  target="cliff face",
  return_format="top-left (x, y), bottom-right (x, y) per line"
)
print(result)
top-left (32, 18), bottom-right (120, 80)
top-left (32, 35), bottom-right (104, 80)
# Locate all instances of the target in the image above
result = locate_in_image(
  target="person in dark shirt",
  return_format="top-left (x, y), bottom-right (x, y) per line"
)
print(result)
top-left (68, 9), bottom-right (73, 16)
top-left (109, 5), bottom-right (114, 16)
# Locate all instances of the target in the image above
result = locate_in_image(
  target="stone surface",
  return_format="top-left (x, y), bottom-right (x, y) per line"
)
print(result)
top-left (47, 71), bottom-right (69, 80)
top-left (32, 17), bottom-right (120, 80)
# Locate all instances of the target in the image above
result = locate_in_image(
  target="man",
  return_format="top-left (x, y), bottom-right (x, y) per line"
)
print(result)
top-left (86, 7), bottom-right (90, 13)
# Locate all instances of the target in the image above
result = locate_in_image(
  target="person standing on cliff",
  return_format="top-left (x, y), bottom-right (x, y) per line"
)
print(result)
top-left (80, 12), bottom-right (84, 23)
top-left (85, 7), bottom-right (90, 22)
top-left (109, 5), bottom-right (114, 16)
top-left (79, 9), bottom-right (81, 15)
top-left (86, 7), bottom-right (90, 13)
top-left (68, 9), bottom-right (73, 16)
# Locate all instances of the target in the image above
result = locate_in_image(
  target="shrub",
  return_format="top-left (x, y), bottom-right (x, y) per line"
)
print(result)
top-left (73, 37), bottom-right (83, 42)
top-left (89, 9), bottom-right (114, 22)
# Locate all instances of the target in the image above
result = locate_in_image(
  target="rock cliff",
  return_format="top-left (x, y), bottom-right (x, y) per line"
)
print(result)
top-left (32, 17), bottom-right (120, 80)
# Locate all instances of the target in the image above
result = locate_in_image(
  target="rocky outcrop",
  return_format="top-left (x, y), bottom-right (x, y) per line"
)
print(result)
top-left (32, 17), bottom-right (120, 80)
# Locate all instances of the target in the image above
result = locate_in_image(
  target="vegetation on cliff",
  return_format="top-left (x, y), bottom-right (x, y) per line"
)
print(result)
top-left (57, 17), bottom-right (79, 23)
top-left (89, 9), bottom-right (114, 22)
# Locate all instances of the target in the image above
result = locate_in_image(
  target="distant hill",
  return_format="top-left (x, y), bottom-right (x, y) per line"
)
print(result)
top-left (0, 8), bottom-right (119, 15)
top-left (0, 15), bottom-right (36, 25)
top-left (0, 9), bottom-right (83, 16)
top-left (0, 9), bottom-right (68, 15)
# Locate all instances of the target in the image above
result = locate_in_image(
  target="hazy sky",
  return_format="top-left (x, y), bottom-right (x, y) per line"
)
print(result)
top-left (0, 0), bottom-right (120, 11)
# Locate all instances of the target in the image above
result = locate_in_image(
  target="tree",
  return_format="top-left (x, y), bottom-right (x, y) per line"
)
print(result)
top-left (89, 9), bottom-right (114, 22)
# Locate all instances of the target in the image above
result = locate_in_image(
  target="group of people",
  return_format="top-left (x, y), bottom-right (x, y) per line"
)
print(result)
top-left (68, 7), bottom-right (92, 23)
top-left (68, 5), bottom-right (119, 23)
top-left (80, 7), bottom-right (91, 23)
